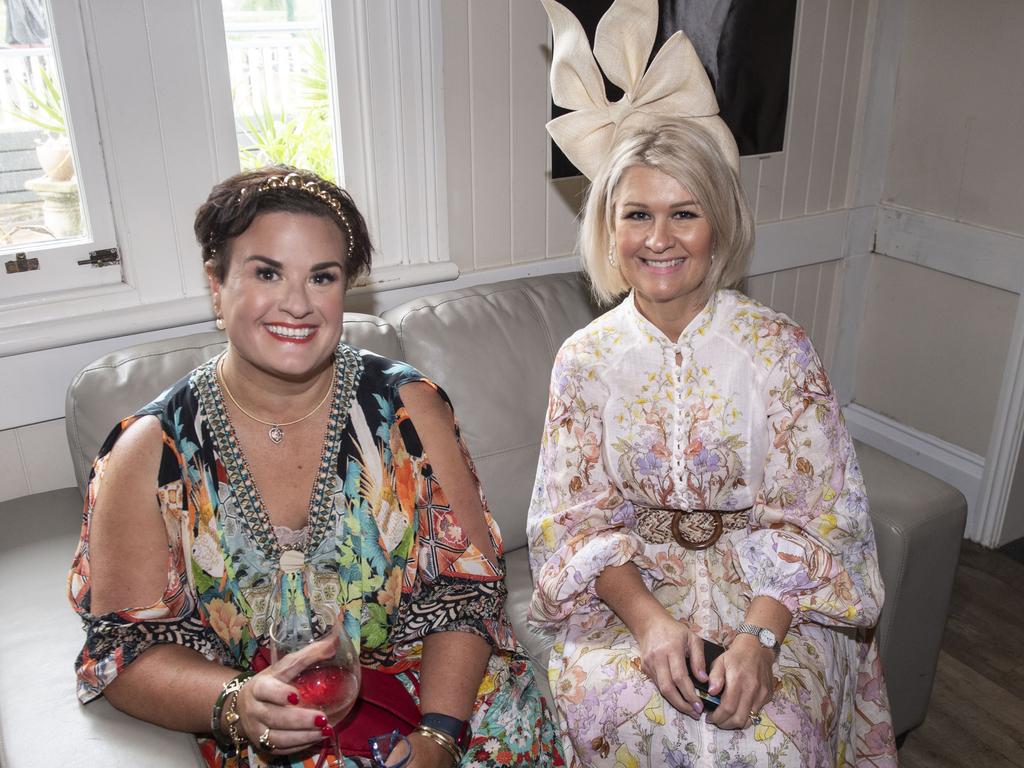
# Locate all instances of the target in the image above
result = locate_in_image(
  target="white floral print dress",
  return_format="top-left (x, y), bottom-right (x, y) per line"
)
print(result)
top-left (527, 290), bottom-right (897, 768)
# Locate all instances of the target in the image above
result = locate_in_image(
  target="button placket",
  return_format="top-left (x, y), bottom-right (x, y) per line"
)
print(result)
top-left (673, 344), bottom-right (687, 502)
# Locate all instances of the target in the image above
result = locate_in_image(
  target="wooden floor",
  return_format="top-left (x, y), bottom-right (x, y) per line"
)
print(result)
top-left (897, 541), bottom-right (1024, 767)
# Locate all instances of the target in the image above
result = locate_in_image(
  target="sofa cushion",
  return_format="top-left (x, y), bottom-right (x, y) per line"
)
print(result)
top-left (382, 273), bottom-right (599, 551)
top-left (64, 315), bottom-right (401, 492)
top-left (504, 547), bottom-right (554, 704)
top-left (0, 488), bottom-right (205, 766)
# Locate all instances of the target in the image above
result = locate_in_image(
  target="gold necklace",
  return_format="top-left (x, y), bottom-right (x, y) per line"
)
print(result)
top-left (217, 356), bottom-right (335, 444)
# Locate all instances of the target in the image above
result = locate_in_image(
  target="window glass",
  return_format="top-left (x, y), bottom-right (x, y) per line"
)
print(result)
top-left (0, 0), bottom-right (86, 253)
top-left (221, 0), bottom-right (340, 183)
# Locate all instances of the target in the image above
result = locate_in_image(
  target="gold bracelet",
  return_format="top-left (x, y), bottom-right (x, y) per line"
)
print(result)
top-left (415, 723), bottom-right (458, 749)
top-left (413, 725), bottom-right (461, 765)
top-left (224, 675), bottom-right (254, 756)
top-left (211, 672), bottom-right (252, 749)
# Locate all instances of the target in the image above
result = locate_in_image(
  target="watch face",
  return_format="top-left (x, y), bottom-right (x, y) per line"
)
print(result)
top-left (758, 628), bottom-right (776, 647)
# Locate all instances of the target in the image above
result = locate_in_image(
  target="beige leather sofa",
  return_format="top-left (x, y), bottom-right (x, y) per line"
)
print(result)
top-left (0, 273), bottom-right (966, 765)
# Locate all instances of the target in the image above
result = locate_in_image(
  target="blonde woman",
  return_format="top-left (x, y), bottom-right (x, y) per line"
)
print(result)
top-left (527, 2), bottom-right (897, 765)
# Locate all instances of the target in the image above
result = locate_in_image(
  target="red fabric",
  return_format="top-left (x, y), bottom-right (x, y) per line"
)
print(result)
top-left (335, 667), bottom-right (421, 757)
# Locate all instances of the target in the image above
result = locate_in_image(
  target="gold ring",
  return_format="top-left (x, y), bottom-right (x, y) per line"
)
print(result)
top-left (749, 710), bottom-right (762, 727)
top-left (258, 727), bottom-right (276, 751)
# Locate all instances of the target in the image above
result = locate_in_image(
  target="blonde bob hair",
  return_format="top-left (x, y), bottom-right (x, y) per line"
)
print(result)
top-left (579, 121), bottom-right (754, 305)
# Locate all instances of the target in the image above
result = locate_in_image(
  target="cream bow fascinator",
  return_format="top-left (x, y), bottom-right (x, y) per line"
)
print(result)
top-left (541, 0), bottom-right (739, 179)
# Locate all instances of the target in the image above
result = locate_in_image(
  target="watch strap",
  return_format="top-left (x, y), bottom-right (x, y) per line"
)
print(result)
top-left (737, 622), bottom-right (780, 651)
top-left (419, 712), bottom-right (472, 750)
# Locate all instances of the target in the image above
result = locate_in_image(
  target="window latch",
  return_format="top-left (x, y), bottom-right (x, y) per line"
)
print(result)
top-left (77, 247), bottom-right (120, 268)
top-left (4, 253), bottom-right (40, 274)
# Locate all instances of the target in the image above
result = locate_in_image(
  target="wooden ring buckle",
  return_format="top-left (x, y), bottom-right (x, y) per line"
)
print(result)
top-left (671, 509), bottom-right (723, 550)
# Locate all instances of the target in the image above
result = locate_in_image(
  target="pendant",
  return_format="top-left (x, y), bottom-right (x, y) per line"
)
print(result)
top-left (268, 425), bottom-right (284, 444)
top-left (279, 549), bottom-right (305, 573)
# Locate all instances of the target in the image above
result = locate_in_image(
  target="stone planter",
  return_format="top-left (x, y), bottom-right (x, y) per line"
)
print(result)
top-left (34, 137), bottom-right (75, 182)
top-left (23, 176), bottom-right (81, 237)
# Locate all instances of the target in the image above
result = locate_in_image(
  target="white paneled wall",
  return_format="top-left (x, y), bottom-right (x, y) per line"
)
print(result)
top-left (0, 420), bottom-right (76, 503)
top-left (747, 0), bottom-right (869, 222)
top-left (744, 260), bottom-right (840, 368)
top-left (443, 0), bottom-right (586, 271)
top-left (884, 0), bottom-right (1024, 235)
top-left (442, 0), bottom-right (870, 254)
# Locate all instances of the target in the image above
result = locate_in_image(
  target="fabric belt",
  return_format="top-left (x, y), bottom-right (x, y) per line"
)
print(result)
top-left (634, 504), bottom-right (750, 550)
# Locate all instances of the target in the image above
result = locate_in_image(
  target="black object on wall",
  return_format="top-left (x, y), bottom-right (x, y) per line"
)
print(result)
top-left (550, 0), bottom-right (797, 179)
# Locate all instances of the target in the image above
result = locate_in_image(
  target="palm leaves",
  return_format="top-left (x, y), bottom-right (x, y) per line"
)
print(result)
top-left (8, 66), bottom-right (66, 136)
top-left (238, 34), bottom-right (336, 181)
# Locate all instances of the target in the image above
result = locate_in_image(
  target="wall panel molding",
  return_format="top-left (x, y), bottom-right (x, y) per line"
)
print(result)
top-left (978, 295), bottom-right (1024, 547)
top-left (874, 205), bottom-right (1024, 293)
top-left (749, 210), bottom-right (848, 276)
top-left (844, 403), bottom-right (985, 538)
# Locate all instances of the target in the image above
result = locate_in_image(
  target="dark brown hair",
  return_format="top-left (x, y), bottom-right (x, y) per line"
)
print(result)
top-left (194, 165), bottom-right (372, 287)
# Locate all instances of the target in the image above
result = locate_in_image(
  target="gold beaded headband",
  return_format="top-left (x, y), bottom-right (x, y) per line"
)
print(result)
top-left (237, 172), bottom-right (355, 260)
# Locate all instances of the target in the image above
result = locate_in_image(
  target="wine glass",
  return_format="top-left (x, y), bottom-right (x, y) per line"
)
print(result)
top-left (269, 572), bottom-right (361, 767)
top-left (271, 616), bottom-right (415, 767)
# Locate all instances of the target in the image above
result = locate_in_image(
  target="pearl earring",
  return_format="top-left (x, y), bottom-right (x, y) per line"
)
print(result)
top-left (608, 240), bottom-right (618, 268)
top-left (215, 317), bottom-right (225, 330)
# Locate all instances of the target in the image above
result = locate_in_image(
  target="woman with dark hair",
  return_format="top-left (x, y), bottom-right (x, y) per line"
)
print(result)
top-left (69, 166), bottom-right (562, 768)
top-left (528, 2), bottom-right (896, 766)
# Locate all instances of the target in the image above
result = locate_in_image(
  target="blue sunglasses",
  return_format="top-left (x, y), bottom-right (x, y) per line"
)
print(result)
top-left (369, 730), bottom-right (413, 768)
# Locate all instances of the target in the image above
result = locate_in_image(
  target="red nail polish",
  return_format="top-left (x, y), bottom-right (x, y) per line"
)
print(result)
top-left (314, 715), bottom-right (328, 728)
top-left (287, 692), bottom-right (299, 705)
top-left (321, 726), bottom-right (333, 737)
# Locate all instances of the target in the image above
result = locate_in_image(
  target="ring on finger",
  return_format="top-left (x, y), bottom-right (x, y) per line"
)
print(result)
top-left (258, 727), bottom-right (277, 751)
top-left (748, 710), bottom-right (762, 727)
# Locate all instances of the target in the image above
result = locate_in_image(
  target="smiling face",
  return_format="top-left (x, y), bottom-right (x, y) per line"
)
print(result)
top-left (207, 210), bottom-right (347, 384)
top-left (612, 164), bottom-right (715, 337)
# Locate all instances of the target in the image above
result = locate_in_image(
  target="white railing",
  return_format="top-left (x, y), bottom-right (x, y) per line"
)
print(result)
top-left (0, 46), bottom-right (53, 130)
top-left (224, 21), bottom-right (320, 118)
top-left (0, 22), bottom-right (319, 133)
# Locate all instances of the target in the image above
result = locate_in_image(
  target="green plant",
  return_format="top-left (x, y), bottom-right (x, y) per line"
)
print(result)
top-left (8, 67), bottom-right (66, 137)
top-left (240, 99), bottom-right (335, 180)
top-left (237, 34), bottom-right (337, 181)
top-left (298, 34), bottom-right (328, 119)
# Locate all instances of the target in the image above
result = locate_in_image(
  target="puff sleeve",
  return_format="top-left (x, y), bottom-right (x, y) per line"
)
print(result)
top-left (738, 324), bottom-right (885, 628)
top-left (526, 339), bottom-right (644, 628)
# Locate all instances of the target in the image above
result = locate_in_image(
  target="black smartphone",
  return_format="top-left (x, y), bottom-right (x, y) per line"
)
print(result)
top-left (689, 638), bottom-right (726, 711)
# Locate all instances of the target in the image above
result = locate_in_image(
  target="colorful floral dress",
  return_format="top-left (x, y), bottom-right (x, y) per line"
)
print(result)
top-left (69, 344), bottom-right (563, 767)
top-left (527, 291), bottom-right (897, 768)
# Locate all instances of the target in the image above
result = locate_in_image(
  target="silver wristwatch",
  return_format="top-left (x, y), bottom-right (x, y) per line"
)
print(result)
top-left (737, 622), bottom-right (780, 651)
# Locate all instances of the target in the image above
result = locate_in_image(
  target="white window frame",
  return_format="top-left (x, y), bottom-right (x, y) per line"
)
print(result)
top-left (0, 0), bottom-right (120, 303)
top-left (329, 0), bottom-right (453, 284)
top-left (0, 0), bottom-right (454, 358)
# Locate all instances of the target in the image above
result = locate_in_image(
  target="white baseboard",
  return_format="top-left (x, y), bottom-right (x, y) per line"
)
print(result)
top-left (843, 403), bottom-right (984, 539)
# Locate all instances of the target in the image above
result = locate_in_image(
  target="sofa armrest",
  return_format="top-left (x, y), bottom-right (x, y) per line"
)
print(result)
top-left (0, 488), bottom-right (204, 767)
top-left (856, 441), bottom-right (967, 736)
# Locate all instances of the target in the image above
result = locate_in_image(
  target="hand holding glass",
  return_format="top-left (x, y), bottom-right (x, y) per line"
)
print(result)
top-left (270, 609), bottom-right (360, 766)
